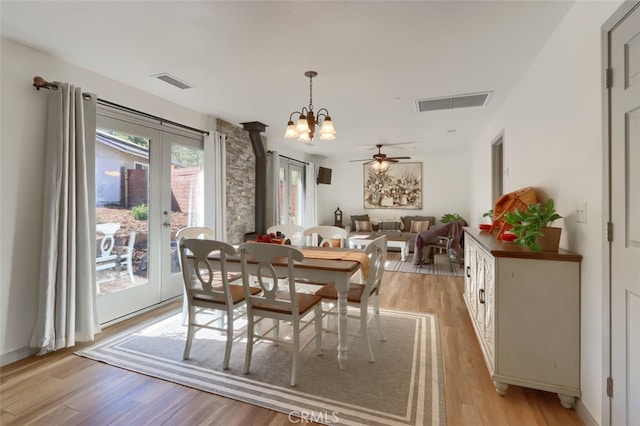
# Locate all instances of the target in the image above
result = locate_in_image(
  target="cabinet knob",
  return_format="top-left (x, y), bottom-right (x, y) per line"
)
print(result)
top-left (479, 288), bottom-right (485, 304)
top-left (466, 266), bottom-right (471, 278)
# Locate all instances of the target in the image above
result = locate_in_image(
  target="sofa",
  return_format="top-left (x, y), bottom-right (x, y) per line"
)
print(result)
top-left (348, 214), bottom-right (436, 253)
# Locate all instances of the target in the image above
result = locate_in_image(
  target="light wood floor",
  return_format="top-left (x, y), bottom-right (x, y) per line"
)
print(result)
top-left (1, 271), bottom-right (583, 425)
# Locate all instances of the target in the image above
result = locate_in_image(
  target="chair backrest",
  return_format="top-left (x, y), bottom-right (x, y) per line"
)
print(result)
top-left (176, 226), bottom-right (214, 241)
top-left (179, 238), bottom-right (237, 304)
top-left (266, 224), bottom-right (306, 246)
top-left (362, 235), bottom-right (387, 298)
top-left (239, 243), bottom-right (304, 317)
top-left (303, 225), bottom-right (348, 247)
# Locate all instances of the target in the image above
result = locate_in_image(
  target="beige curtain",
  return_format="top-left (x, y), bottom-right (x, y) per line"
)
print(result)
top-left (266, 151), bottom-right (281, 227)
top-left (31, 82), bottom-right (100, 354)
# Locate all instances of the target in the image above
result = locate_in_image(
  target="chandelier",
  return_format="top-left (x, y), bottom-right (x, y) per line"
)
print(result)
top-left (284, 71), bottom-right (336, 142)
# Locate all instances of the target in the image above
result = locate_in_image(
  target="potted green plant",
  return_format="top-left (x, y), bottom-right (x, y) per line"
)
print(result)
top-left (441, 213), bottom-right (464, 224)
top-left (503, 199), bottom-right (563, 252)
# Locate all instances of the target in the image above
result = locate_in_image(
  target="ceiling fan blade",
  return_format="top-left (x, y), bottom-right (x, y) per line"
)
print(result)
top-left (349, 158), bottom-right (372, 162)
top-left (385, 156), bottom-right (412, 160)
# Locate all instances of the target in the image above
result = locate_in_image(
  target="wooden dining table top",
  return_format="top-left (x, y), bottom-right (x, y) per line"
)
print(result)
top-left (207, 245), bottom-right (364, 273)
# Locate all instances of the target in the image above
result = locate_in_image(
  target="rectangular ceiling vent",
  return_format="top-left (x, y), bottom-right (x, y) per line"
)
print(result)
top-left (152, 73), bottom-right (193, 90)
top-left (416, 91), bottom-right (492, 112)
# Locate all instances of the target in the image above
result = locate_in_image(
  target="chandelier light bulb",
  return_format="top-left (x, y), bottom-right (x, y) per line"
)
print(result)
top-left (296, 115), bottom-right (310, 134)
top-left (284, 121), bottom-right (299, 138)
top-left (298, 131), bottom-right (311, 142)
top-left (320, 117), bottom-right (336, 135)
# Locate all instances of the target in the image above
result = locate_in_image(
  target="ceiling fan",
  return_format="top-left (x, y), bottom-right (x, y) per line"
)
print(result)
top-left (349, 144), bottom-right (412, 165)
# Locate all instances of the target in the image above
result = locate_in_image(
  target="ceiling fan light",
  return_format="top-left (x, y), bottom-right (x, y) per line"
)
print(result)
top-left (284, 121), bottom-right (299, 138)
top-left (296, 115), bottom-right (310, 134)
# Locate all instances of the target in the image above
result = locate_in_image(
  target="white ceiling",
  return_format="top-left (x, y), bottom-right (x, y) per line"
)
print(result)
top-left (1, 1), bottom-right (574, 158)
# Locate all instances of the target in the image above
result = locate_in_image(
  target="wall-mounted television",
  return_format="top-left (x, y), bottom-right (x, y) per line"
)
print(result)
top-left (317, 167), bottom-right (332, 185)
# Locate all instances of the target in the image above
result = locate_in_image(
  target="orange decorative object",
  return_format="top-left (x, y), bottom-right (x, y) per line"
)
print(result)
top-left (489, 187), bottom-right (537, 239)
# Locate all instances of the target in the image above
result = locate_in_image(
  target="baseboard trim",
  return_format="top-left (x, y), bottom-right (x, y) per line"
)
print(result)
top-left (1, 345), bottom-right (38, 367)
top-left (575, 398), bottom-right (598, 426)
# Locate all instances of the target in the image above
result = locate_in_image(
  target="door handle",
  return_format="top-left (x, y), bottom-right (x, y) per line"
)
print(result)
top-left (479, 288), bottom-right (485, 304)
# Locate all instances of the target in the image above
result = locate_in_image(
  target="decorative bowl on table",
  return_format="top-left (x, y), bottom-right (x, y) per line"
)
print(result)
top-left (479, 224), bottom-right (492, 231)
top-left (501, 232), bottom-right (517, 242)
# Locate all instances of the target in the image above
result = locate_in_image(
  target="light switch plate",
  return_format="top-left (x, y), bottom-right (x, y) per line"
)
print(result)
top-left (576, 202), bottom-right (587, 223)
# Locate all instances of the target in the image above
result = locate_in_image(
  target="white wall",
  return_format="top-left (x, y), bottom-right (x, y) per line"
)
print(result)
top-left (315, 149), bottom-right (471, 227)
top-left (0, 38), bottom-right (215, 364)
top-left (469, 2), bottom-right (622, 423)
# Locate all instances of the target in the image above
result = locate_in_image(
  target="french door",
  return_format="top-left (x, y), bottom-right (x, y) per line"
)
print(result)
top-left (95, 110), bottom-right (205, 323)
top-left (279, 159), bottom-right (305, 225)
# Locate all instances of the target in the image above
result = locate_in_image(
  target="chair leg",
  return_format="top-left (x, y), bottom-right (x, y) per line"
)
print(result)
top-left (181, 293), bottom-right (189, 326)
top-left (243, 315), bottom-right (254, 374)
top-left (291, 323), bottom-right (300, 387)
top-left (314, 304), bottom-right (323, 355)
top-left (183, 306), bottom-right (195, 360)
top-left (446, 249), bottom-right (454, 273)
top-left (222, 309), bottom-right (234, 370)
top-left (272, 319), bottom-right (280, 345)
top-left (373, 296), bottom-right (386, 342)
top-left (126, 257), bottom-right (135, 282)
top-left (361, 306), bottom-right (375, 363)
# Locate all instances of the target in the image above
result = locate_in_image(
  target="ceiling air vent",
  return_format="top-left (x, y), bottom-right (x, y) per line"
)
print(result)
top-left (416, 91), bottom-right (492, 112)
top-left (152, 73), bottom-right (192, 90)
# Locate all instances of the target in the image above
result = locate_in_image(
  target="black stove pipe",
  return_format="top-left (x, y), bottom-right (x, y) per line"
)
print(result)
top-left (241, 121), bottom-right (268, 236)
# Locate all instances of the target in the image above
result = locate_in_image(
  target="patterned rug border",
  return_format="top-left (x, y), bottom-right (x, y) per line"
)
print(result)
top-left (385, 252), bottom-right (464, 277)
top-left (76, 309), bottom-right (446, 426)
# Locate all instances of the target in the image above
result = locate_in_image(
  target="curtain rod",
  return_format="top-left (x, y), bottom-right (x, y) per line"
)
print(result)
top-left (268, 151), bottom-right (309, 165)
top-left (33, 76), bottom-right (209, 136)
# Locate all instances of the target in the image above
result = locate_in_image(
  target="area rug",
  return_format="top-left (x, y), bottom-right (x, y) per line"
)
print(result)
top-left (385, 252), bottom-right (464, 277)
top-left (76, 309), bottom-right (446, 426)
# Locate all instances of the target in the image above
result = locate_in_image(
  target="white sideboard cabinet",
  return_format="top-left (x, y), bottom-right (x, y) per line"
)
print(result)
top-left (463, 227), bottom-right (582, 409)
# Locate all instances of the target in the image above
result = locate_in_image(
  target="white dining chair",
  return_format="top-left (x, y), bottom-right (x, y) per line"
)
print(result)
top-left (238, 242), bottom-right (326, 386)
top-left (179, 238), bottom-right (261, 369)
top-left (315, 235), bottom-right (388, 362)
top-left (303, 225), bottom-right (348, 248)
top-left (266, 224), bottom-right (306, 246)
top-left (175, 227), bottom-right (241, 324)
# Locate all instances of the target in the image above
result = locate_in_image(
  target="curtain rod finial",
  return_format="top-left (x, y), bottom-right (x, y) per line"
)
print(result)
top-left (33, 76), bottom-right (47, 90)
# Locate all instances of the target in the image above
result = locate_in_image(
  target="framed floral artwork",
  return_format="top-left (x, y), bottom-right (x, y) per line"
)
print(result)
top-left (363, 162), bottom-right (422, 209)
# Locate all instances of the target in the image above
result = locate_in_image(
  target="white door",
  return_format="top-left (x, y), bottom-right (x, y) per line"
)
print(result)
top-left (610, 4), bottom-right (640, 424)
top-left (95, 111), bottom-right (205, 323)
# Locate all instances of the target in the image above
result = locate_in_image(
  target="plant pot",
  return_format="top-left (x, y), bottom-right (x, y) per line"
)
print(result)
top-left (536, 227), bottom-right (562, 252)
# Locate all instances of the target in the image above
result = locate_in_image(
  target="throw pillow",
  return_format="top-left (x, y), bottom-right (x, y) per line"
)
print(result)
top-left (378, 221), bottom-right (401, 231)
top-left (354, 220), bottom-right (372, 232)
top-left (409, 220), bottom-right (430, 233)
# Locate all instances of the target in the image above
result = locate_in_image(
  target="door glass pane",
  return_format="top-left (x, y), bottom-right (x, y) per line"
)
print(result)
top-left (95, 129), bottom-right (149, 295)
top-left (170, 143), bottom-right (205, 274)
top-left (289, 166), bottom-right (304, 225)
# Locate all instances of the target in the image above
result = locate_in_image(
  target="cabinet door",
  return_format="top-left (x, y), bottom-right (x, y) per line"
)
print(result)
top-left (464, 242), bottom-right (475, 311)
top-left (481, 252), bottom-right (495, 366)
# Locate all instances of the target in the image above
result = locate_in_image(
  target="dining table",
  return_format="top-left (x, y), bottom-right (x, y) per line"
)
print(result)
top-left (209, 245), bottom-right (367, 370)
